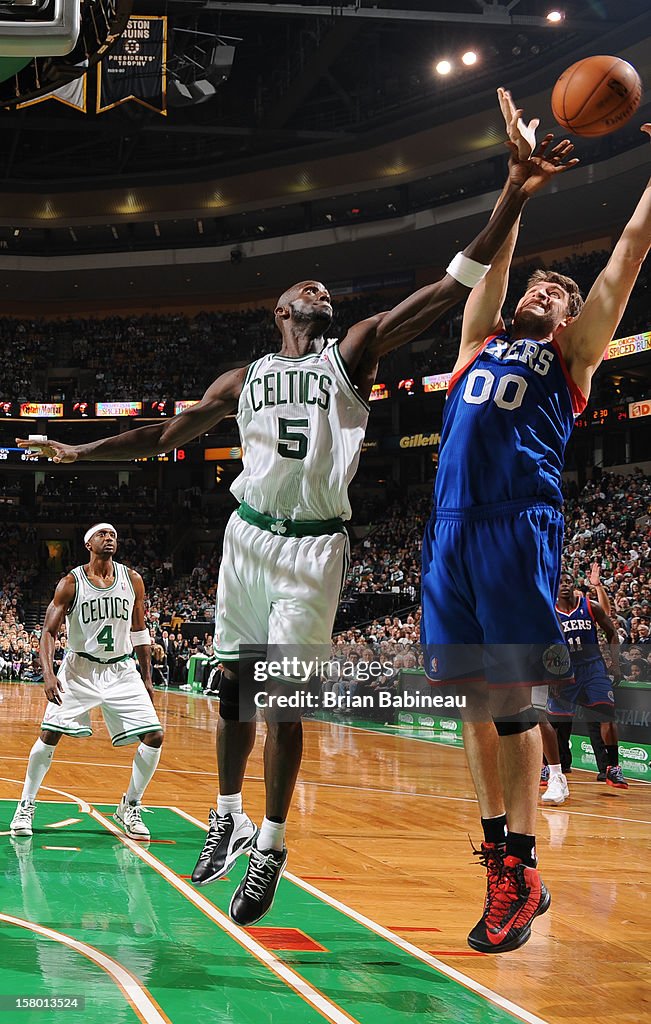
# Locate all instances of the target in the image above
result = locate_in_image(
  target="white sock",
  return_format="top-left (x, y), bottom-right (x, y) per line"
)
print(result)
top-left (217, 793), bottom-right (243, 816)
top-left (21, 738), bottom-right (56, 802)
top-left (257, 816), bottom-right (286, 852)
top-left (126, 743), bottom-right (161, 803)
top-left (549, 764), bottom-right (562, 778)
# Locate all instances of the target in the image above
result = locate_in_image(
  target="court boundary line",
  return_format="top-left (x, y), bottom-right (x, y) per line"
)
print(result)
top-left (0, 914), bottom-right (171, 1024)
top-left (0, 777), bottom-right (361, 1024)
top-left (173, 806), bottom-right (551, 1024)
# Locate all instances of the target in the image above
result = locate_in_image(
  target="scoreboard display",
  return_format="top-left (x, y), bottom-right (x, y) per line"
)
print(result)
top-left (0, 447), bottom-right (46, 463)
top-left (575, 404), bottom-right (630, 429)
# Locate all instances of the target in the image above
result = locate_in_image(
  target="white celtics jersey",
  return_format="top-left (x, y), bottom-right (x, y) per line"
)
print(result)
top-left (231, 342), bottom-right (370, 521)
top-left (66, 561), bottom-right (135, 660)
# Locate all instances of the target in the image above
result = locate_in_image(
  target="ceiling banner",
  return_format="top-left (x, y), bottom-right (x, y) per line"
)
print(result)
top-left (97, 15), bottom-right (167, 115)
top-left (17, 62), bottom-right (88, 112)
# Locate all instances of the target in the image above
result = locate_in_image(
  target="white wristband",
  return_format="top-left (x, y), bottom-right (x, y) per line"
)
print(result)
top-left (446, 252), bottom-right (491, 289)
top-left (131, 630), bottom-right (152, 647)
top-left (28, 433), bottom-right (48, 453)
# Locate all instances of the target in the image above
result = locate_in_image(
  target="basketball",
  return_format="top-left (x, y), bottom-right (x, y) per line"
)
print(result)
top-left (551, 55), bottom-right (642, 137)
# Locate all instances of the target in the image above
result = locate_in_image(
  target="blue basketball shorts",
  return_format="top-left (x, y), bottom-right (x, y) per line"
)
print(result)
top-left (421, 501), bottom-right (571, 686)
top-left (546, 659), bottom-right (615, 720)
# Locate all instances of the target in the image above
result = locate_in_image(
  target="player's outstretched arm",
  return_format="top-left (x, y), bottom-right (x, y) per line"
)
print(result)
top-left (339, 182), bottom-right (530, 373)
top-left (17, 366), bottom-right (247, 464)
top-left (339, 122), bottom-right (577, 377)
top-left (460, 89), bottom-right (539, 353)
top-left (589, 561), bottom-right (612, 616)
top-left (563, 125), bottom-right (651, 393)
top-left (592, 600), bottom-right (622, 683)
top-left (460, 89), bottom-right (578, 359)
top-left (40, 575), bottom-right (75, 705)
top-left (129, 569), bottom-right (154, 702)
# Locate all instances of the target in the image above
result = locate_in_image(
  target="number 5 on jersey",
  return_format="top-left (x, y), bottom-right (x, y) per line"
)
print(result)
top-left (278, 417), bottom-right (309, 460)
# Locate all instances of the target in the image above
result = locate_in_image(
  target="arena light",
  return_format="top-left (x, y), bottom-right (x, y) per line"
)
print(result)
top-left (435, 59), bottom-right (452, 75)
top-left (546, 10), bottom-right (564, 23)
top-left (461, 51), bottom-right (478, 66)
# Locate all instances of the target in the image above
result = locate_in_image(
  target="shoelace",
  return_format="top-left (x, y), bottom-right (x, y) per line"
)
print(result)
top-left (471, 842), bottom-right (503, 909)
top-left (242, 850), bottom-right (281, 902)
top-left (609, 766), bottom-right (624, 782)
top-left (486, 865), bottom-right (524, 930)
top-left (199, 814), bottom-right (230, 858)
top-left (126, 804), bottom-right (151, 825)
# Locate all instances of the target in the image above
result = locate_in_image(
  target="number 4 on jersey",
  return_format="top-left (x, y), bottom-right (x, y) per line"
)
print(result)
top-left (97, 624), bottom-right (115, 653)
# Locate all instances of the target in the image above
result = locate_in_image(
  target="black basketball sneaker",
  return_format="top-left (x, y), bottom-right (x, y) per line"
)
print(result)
top-left (229, 845), bottom-right (288, 926)
top-left (191, 810), bottom-right (257, 886)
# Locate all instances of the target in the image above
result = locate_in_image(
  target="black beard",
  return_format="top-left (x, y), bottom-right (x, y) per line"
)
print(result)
top-left (290, 302), bottom-right (333, 328)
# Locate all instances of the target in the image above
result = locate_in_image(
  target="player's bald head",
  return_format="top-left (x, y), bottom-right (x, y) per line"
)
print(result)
top-left (274, 280), bottom-right (333, 335)
top-left (275, 281), bottom-right (323, 310)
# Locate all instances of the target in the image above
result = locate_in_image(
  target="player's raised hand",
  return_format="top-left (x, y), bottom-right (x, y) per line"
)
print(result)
top-left (44, 674), bottom-right (64, 705)
top-left (589, 561), bottom-right (601, 587)
top-left (512, 135), bottom-right (580, 195)
top-left (16, 438), bottom-right (79, 464)
top-left (497, 86), bottom-right (539, 160)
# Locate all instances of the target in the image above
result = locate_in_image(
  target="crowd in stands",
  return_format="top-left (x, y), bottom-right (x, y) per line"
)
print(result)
top-left (0, 466), bottom-right (649, 685)
top-left (0, 246), bottom-right (647, 401)
top-left (149, 630), bottom-right (216, 688)
top-left (0, 523), bottom-right (42, 681)
top-left (335, 470), bottom-right (651, 680)
top-left (563, 469), bottom-right (651, 681)
top-left (34, 479), bottom-right (179, 523)
top-left (0, 320), bottom-right (54, 401)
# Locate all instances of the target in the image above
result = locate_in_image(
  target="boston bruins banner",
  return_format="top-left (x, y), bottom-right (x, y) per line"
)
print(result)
top-left (97, 15), bottom-right (167, 114)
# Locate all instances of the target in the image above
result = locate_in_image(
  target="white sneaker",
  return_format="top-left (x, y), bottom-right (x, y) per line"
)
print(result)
top-left (114, 794), bottom-right (151, 840)
top-left (10, 799), bottom-right (35, 837)
top-left (541, 772), bottom-right (569, 805)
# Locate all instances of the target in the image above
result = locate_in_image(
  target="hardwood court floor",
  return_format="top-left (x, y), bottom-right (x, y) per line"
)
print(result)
top-left (0, 683), bottom-right (649, 1024)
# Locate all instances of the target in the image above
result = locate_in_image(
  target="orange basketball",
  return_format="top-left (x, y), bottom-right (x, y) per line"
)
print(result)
top-left (551, 55), bottom-right (642, 137)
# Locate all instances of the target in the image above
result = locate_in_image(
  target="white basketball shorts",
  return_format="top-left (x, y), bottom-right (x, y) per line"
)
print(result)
top-left (41, 653), bottom-right (162, 747)
top-left (214, 511), bottom-right (350, 662)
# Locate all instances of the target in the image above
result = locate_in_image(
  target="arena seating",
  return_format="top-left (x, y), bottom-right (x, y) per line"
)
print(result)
top-left (0, 247), bottom-right (647, 400)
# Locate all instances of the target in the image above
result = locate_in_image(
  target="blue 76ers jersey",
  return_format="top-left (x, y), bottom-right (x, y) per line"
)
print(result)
top-left (556, 595), bottom-right (603, 666)
top-left (435, 333), bottom-right (587, 510)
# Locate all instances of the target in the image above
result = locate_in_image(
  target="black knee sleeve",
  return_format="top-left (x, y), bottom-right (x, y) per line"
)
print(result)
top-left (494, 705), bottom-right (539, 736)
top-left (218, 671), bottom-right (258, 722)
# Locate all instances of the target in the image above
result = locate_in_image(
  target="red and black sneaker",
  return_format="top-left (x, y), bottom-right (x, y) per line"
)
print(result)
top-left (540, 764), bottom-right (550, 788)
top-left (472, 841), bottom-right (505, 914)
top-left (606, 765), bottom-right (629, 789)
top-left (468, 855), bottom-right (551, 953)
